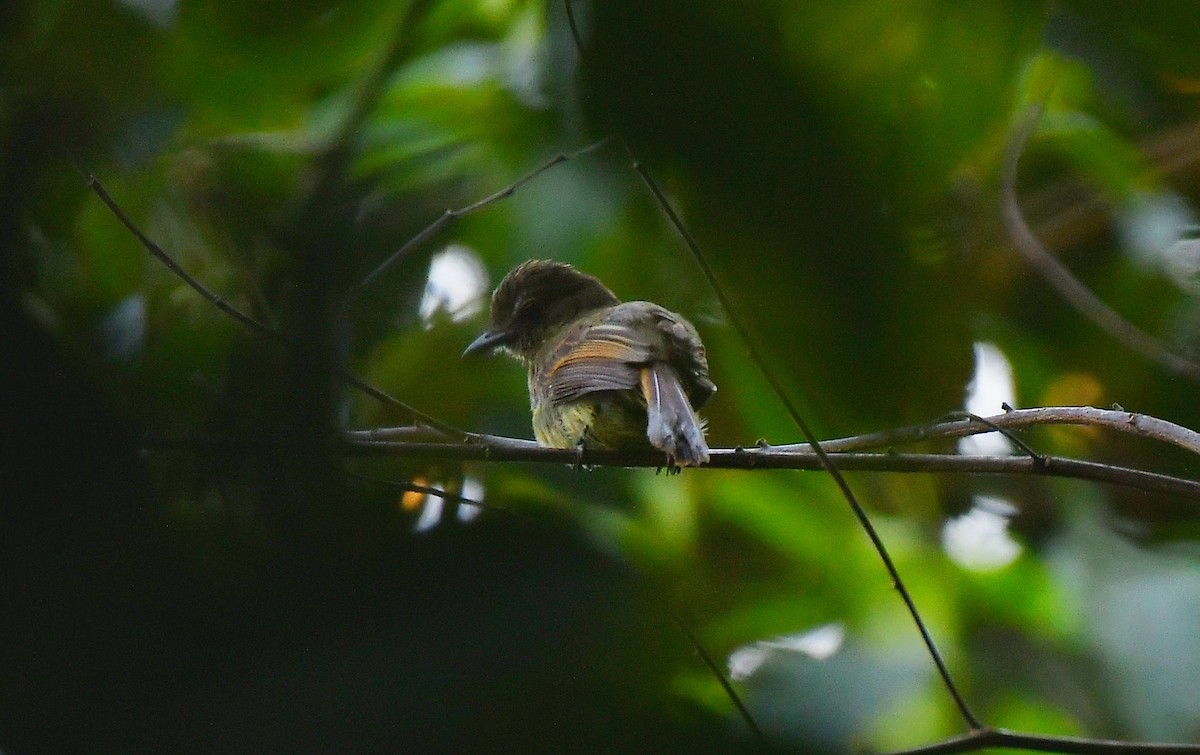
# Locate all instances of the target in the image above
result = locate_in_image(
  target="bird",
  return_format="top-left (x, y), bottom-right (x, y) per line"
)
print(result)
top-left (463, 259), bottom-right (716, 466)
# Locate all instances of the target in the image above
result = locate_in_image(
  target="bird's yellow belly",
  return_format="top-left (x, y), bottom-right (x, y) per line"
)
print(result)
top-left (531, 394), bottom-right (648, 451)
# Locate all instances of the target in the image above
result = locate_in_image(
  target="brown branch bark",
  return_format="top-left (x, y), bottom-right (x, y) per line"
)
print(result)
top-left (340, 404), bottom-right (1200, 501)
top-left (886, 726), bottom-right (1200, 754)
top-left (784, 405), bottom-right (1200, 457)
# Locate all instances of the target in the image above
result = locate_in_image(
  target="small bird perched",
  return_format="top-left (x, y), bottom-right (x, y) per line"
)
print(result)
top-left (464, 259), bottom-right (716, 466)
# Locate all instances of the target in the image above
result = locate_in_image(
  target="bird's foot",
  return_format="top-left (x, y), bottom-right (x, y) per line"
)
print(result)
top-left (656, 454), bottom-right (682, 476)
top-left (572, 440), bottom-right (593, 472)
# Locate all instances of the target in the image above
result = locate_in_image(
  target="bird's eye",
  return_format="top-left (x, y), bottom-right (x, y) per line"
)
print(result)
top-left (517, 300), bottom-right (545, 321)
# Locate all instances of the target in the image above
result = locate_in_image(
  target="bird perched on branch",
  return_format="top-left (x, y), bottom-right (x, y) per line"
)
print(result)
top-left (464, 259), bottom-right (716, 466)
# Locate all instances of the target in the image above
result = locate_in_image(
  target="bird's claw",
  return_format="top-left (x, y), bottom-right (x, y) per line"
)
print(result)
top-left (572, 440), bottom-right (595, 471)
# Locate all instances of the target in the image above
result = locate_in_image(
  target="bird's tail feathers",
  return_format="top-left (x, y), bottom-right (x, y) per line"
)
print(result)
top-left (640, 363), bottom-right (710, 466)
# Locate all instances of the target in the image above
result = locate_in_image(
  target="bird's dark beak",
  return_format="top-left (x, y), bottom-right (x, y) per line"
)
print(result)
top-left (463, 328), bottom-right (510, 357)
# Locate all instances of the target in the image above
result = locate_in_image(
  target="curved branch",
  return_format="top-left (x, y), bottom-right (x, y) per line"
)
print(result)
top-left (781, 406), bottom-right (1200, 457)
top-left (1001, 104), bottom-right (1200, 382)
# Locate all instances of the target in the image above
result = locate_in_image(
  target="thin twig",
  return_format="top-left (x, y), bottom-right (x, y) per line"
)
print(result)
top-left (943, 411), bottom-right (1045, 462)
top-left (1001, 102), bottom-right (1200, 382)
top-left (885, 726), bottom-right (1200, 755)
top-left (671, 612), bottom-right (766, 745)
top-left (344, 425), bottom-right (466, 443)
top-left (347, 471), bottom-right (506, 513)
top-left (359, 406), bottom-right (1200, 457)
top-left (561, 7), bottom-right (770, 740)
top-left (344, 136), bottom-right (615, 305)
top-left (70, 154), bottom-right (469, 440)
top-left (624, 140), bottom-right (982, 730)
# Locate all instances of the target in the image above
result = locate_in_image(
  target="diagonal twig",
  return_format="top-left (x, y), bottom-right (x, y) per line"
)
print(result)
top-left (561, 4), bottom-right (770, 741)
top-left (70, 153), bottom-right (469, 440)
top-left (885, 725), bottom-right (1200, 755)
top-left (563, 0), bottom-right (981, 730)
top-left (346, 471), bottom-right (506, 513)
top-left (941, 410), bottom-right (1045, 462)
top-left (671, 612), bottom-right (766, 744)
top-left (343, 136), bottom-right (615, 307)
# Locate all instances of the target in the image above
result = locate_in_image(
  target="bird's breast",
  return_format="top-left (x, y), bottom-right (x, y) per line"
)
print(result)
top-left (529, 371), bottom-right (649, 451)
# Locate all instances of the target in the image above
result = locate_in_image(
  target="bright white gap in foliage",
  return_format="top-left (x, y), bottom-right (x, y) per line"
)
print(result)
top-left (413, 476), bottom-right (485, 533)
top-left (1118, 189), bottom-right (1200, 293)
top-left (942, 495), bottom-right (1022, 571)
top-left (419, 246), bottom-right (489, 328)
top-left (457, 477), bottom-right (485, 523)
top-left (413, 495), bottom-right (443, 534)
top-left (959, 341), bottom-right (1016, 456)
top-left (727, 623), bottom-right (846, 682)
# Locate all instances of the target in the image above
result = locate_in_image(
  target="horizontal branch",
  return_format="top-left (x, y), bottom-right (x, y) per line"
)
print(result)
top-left (337, 436), bottom-right (1200, 500)
top-left (340, 406), bottom-right (1200, 500)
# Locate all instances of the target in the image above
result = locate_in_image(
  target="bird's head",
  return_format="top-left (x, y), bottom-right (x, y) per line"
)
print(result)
top-left (463, 259), bottom-right (620, 362)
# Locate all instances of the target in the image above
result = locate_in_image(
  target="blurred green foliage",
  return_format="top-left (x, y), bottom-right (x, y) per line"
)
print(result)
top-left (3, 0), bottom-right (1200, 751)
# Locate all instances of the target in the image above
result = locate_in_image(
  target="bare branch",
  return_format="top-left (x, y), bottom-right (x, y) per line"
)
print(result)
top-left (343, 136), bottom-right (615, 304)
top-left (346, 471), bottom-right (506, 513)
top-left (886, 726), bottom-right (1200, 755)
top-left (336, 436), bottom-right (1200, 501)
top-left (1001, 103), bottom-right (1200, 382)
top-left (671, 612), bottom-right (766, 746)
top-left (70, 155), bottom-right (469, 440)
top-left (782, 405), bottom-right (1200, 457)
top-left (625, 99), bottom-right (982, 734)
top-left (342, 404), bottom-right (1200, 499)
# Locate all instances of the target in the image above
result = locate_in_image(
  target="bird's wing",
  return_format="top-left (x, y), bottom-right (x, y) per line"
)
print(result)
top-left (645, 308), bottom-right (716, 409)
top-left (545, 323), bottom-right (651, 404)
